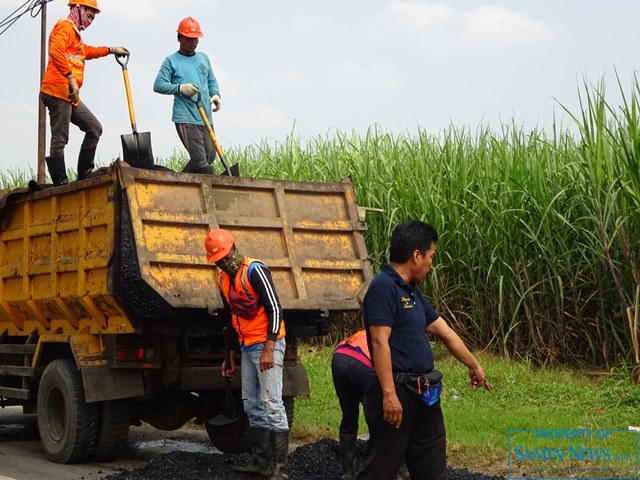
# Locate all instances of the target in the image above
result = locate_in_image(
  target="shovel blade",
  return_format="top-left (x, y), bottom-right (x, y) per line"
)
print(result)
top-left (220, 163), bottom-right (240, 177)
top-left (121, 131), bottom-right (155, 169)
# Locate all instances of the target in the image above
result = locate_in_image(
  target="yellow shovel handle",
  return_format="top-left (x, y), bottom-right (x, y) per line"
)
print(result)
top-left (116, 55), bottom-right (137, 132)
top-left (197, 103), bottom-right (224, 158)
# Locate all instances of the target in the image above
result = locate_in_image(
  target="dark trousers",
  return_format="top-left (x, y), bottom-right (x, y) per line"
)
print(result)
top-left (331, 353), bottom-right (374, 435)
top-left (40, 93), bottom-right (102, 157)
top-left (176, 123), bottom-right (217, 174)
top-left (357, 378), bottom-right (446, 480)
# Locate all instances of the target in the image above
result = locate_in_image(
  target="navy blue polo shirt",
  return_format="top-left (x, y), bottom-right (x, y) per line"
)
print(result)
top-left (363, 264), bottom-right (439, 373)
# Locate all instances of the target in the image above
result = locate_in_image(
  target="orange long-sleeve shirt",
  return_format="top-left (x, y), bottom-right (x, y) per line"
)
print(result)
top-left (40, 18), bottom-right (109, 104)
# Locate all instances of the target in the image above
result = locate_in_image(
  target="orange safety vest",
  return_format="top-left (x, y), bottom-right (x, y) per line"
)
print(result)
top-left (217, 257), bottom-right (285, 347)
top-left (40, 18), bottom-right (109, 103)
top-left (335, 329), bottom-right (372, 368)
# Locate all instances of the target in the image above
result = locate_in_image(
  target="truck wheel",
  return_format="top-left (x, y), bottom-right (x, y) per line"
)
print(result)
top-left (92, 399), bottom-right (131, 461)
top-left (37, 359), bottom-right (98, 463)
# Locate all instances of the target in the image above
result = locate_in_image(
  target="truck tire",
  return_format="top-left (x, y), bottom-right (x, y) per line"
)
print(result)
top-left (37, 359), bottom-right (98, 463)
top-left (92, 399), bottom-right (131, 461)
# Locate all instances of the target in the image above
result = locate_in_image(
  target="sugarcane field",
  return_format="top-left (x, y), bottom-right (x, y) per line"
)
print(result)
top-left (1, 1), bottom-right (640, 480)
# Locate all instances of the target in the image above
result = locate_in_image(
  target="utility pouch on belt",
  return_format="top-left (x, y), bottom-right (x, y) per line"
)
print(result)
top-left (395, 369), bottom-right (443, 407)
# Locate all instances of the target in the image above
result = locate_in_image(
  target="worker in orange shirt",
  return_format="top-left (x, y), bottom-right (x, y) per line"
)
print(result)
top-left (40, 0), bottom-right (129, 186)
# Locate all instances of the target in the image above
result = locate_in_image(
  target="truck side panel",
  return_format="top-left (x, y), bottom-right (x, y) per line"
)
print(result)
top-left (0, 173), bottom-right (132, 336)
top-left (121, 167), bottom-right (373, 314)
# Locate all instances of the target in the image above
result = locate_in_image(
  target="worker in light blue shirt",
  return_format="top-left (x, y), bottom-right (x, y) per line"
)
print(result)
top-left (153, 17), bottom-right (221, 174)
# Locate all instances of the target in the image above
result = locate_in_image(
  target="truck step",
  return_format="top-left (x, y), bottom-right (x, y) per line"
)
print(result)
top-left (0, 386), bottom-right (30, 400)
top-left (0, 365), bottom-right (35, 377)
top-left (0, 344), bottom-right (37, 354)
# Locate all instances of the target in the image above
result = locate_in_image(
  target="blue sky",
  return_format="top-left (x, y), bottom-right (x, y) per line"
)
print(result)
top-left (0, 0), bottom-right (638, 176)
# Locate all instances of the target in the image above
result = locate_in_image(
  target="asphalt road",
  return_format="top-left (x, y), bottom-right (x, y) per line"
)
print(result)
top-left (0, 405), bottom-right (216, 480)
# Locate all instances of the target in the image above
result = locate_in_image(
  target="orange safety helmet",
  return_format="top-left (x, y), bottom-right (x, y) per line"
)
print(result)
top-left (68, 0), bottom-right (100, 13)
top-left (177, 17), bottom-right (203, 38)
top-left (205, 229), bottom-right (235, 263)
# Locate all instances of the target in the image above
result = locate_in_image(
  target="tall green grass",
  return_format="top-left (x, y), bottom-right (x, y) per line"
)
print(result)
top-left (294, 344), bottom-right (640, 475)
top-left (229, 76), bottom-right (640, 370)
top-left (4, 75), bottom-right (638, 370)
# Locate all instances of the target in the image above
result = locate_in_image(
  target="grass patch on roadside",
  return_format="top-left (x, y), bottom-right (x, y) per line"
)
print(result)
top-left (292, 343), bottom-right (640, 476)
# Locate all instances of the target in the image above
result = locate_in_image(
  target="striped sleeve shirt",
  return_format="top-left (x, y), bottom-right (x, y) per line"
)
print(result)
top-left (248, 263), bottom-right (283, 341)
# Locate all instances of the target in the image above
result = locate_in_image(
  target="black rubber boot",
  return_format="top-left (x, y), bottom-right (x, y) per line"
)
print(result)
top-left (340, 433), bottom-right (357, 480)
top-left (268, 430), bottom-right (289, 480)
top-left (232, 428), bottom-right (272, 477)
top-left (77, 146), bottom-right (96, 181)
top-left (45, 155), bottom-right (69, 186)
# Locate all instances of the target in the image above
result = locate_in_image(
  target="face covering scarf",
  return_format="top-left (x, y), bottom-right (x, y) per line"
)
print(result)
top-left (68, 5), bottom-right (93, 30)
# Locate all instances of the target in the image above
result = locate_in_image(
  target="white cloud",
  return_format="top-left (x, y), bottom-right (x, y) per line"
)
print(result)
top-left (264, 68), bottom-right (309, 90)
top-left (294, 15), bottom-right (330, 33)
top-left (385, 1), bottom-right (454, 30)
top-left (463, 5), bottom-right (557, 45)
top-left (328, 61), bottom-right (399, 92)
top-left (223, 104), bottom-right (289, 141)
top-left (94, 0), bottom-right (221, 21)
top-left (371, 1), bottom-right (558, 55)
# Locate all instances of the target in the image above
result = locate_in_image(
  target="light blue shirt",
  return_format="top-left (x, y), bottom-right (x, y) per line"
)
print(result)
top-left (153, 51), bottom-right (220, 125)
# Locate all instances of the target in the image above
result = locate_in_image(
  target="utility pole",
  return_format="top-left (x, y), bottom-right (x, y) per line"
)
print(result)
top-left (37, 0), bottom-right (47, 183)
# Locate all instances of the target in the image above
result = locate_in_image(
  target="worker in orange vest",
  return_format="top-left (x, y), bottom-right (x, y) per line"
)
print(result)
top-left (205, 228), bottom-right (289, 480)
top-left (332, 330), bottom-right (372, 480)
top-left (332, 330), bottom-right (408, 480)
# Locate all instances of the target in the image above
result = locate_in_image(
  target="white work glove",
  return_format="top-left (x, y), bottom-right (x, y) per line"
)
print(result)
top-left (210, 94), bottom-right (221, 112)
top-left (67, 75), bottom-right (79, 103)
top-left (109, 46), bottom-right (130, 57)
top-left (179, 83), bottom-right (200, 98)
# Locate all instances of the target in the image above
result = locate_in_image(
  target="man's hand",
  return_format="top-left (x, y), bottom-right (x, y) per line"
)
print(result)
top-left (179, 83), bottom-right (200, 97)
top-left (260, 340), bottom-right (276, 371)
top-left (469, 366), bottom-right (491, 391)
top-left (67, 75), bottom-right (79, 103)
top-left (382, 390), bottom-right (403, 428)
top-left (211, 94), bottom-right (221, 112)
top-left (221, 356), bottom-right (236, 380)
top-left (110, 46), bottom-right (130, 57)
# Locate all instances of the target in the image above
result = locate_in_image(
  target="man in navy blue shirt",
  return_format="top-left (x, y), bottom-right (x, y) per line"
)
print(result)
top-left (357, 220), bottom-right (491, 480)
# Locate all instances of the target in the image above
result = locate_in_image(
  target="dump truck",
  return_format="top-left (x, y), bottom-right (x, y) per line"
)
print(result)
top-left (0, 161), bottom-right (373, 463)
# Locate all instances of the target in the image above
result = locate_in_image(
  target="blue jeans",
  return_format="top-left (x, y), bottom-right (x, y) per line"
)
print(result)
top-left (241, 338), bottom-right (289, 431)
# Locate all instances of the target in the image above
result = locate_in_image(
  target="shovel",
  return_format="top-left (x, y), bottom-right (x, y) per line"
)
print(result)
top-left (116, 55), bottom-right (155, 169)
top-left (207, 326), bottom-right (240, 427)
top-left (193, 91), bottom-right (239, 176)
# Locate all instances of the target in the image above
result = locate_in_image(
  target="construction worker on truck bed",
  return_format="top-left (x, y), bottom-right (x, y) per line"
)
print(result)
top-left (40, 0), bottom-right (129, 186)
top-left (205, 229), bottom-right (289, 480)
top-left (154, 17), bottom-right (221, 175)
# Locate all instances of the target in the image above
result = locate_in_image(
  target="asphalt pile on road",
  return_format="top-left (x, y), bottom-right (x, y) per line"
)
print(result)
top-left (103, 438), bottom-right (505, 480)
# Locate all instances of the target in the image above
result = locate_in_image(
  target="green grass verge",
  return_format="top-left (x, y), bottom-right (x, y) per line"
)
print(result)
top-left (292, 343), bottom-right (640, 476)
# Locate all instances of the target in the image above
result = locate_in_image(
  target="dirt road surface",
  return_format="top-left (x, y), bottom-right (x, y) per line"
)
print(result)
top-left (0, 405), bottom-right (215, 480)
top-left (1, 405), bottom-right (505, 480)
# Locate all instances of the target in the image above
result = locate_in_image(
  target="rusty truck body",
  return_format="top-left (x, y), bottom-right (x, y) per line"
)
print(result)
top-left (0, 161), bottom-right (373, 463)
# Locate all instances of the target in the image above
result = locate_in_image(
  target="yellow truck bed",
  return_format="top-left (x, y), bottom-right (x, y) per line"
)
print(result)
top-left (0, 161), bottom-right (373, 336)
